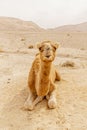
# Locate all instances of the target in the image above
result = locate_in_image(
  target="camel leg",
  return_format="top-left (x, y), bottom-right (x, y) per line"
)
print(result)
top-left (24, 88), bottom-right (35, 110)
top-left (46, 94), bottom-right (50, 100)
top-left (32, 96), bottom-right (44, 107)
top-left (48, 89), bottom-right (57, 109)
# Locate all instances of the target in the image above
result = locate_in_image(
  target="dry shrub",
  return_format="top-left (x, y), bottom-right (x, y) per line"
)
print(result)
top-left (67, 33), bottom-right (70, 36)
top-left (28, 45), bottom-right (34, 49)
top-left (59, 59), bottom-right (82, 69)
top-left (0, 48), bottom-right (4, 53)
top-left (80, 48), bottom-right (85, 50)
top-left (21, 38), bottom-right (25, 41)
top-left (60, 60), bottom-right (75, 68)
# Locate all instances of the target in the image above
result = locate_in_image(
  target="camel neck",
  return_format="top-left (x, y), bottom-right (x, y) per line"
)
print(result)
top-left (41, 61), bottom-right (52, 76)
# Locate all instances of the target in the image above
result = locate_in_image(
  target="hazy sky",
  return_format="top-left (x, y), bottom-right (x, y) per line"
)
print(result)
top-left (0, 0), bottom-right (87, 28)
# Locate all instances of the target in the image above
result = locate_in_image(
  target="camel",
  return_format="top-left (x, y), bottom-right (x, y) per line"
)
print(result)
top-left (24, 41), bottom-right (61, 110)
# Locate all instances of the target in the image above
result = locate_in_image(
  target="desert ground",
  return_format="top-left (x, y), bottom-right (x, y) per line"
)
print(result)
top-left (0, 18), bottom-right (87, 130)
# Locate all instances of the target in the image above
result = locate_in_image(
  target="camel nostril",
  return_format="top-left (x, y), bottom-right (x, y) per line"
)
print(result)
top-left (46, 47), bottom-right (50, 51)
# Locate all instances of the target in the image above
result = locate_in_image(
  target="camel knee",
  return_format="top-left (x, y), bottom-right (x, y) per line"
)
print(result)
top-left (33, 96), bottom-right (44, 106)
top-left (48, 97), bottom-right (57, 109)
top-left (24, 91), bottom-right (34, 110)
top-left (24, 101), bottom-right (34, 110)
top-left (48, 91), bottom-right (57, 109)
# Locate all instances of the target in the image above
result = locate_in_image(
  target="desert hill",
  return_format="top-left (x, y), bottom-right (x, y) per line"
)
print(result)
top-left (0, 17), bottom-right (87, 50)
top-left (48, 22), bottom-right (87, 32)
top-left (0, 17), bottom-right (44, 32)
top-left (0, 17), bottom-right (87, 32)
top-left (0, 17), bottom-right (87, 33)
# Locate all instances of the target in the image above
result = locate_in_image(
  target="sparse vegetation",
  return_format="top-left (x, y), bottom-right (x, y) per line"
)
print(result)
top-left (28, 45), bottom-right (34, 49)
top-left (0, 48), bottom-right (4, 53)
top-left (21, 38), bottom-right (25, 41)
top-left (80, 48), bottom-right (85, 50)
top-left (60, 60), bottom-right (75, 68)
top-left (67, 33), bottom-right (70, 36)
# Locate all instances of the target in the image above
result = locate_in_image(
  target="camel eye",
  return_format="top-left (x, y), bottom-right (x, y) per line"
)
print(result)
top-left (52, 46), bottom-right (56, 51)
top-left (39, 47), bottom-right (41, 51)
top-left (39, 47), bottom-right (44, 52)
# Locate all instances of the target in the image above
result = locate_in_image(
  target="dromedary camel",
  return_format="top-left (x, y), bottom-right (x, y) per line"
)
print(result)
top-left (24, 41), bottom-right (61, 110)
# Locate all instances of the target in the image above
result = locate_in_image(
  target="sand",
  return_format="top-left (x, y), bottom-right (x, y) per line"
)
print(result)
top-left (0, 46), bottom-right (87, 130)
top-left (0, 17), bottom-right (87, 130)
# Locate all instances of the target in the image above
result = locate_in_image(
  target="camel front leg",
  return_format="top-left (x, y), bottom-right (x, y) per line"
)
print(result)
top-left (48, 89), bottom-right (57, 109)
top-left (32, 96), bottom-right (44, 107)
top-left (24, 88), bottom-right (35, 110)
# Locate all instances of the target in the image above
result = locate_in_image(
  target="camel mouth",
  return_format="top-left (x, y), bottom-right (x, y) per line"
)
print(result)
top-left (43, 56), bottom-right (54, 62)
top-left (45, 55), bottom-right (50, 58)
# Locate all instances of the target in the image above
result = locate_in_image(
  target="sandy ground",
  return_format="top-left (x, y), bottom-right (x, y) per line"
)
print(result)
top-left (0, 47), bottom-right (87, 130)
top-left (0, 32), bottom-right (87, 52)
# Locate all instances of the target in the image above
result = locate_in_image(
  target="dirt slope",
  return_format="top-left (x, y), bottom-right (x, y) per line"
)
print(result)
top-left (48, 22), bottom-right (87, 32)
top-left (0, 17), bottom-right (44, 31)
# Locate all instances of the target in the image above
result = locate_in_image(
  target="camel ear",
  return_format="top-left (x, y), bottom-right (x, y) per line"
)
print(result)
top-left (37, 43), bottom-right (40, 49)
top-left (37, 43), bottom-right (42, 50)
top-left (52, 42), bottom-right (60, 49)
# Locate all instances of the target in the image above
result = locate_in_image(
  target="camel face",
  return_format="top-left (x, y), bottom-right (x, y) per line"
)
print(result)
top-left (37, 41), bottom-right (59, 62)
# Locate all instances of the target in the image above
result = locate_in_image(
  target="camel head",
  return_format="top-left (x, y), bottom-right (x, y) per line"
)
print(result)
top-left (37, 41), bottom-right (59, 62)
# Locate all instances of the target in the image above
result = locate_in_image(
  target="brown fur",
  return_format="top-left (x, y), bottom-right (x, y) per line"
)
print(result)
top-left (24, 41), bottom-right (61, 110)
